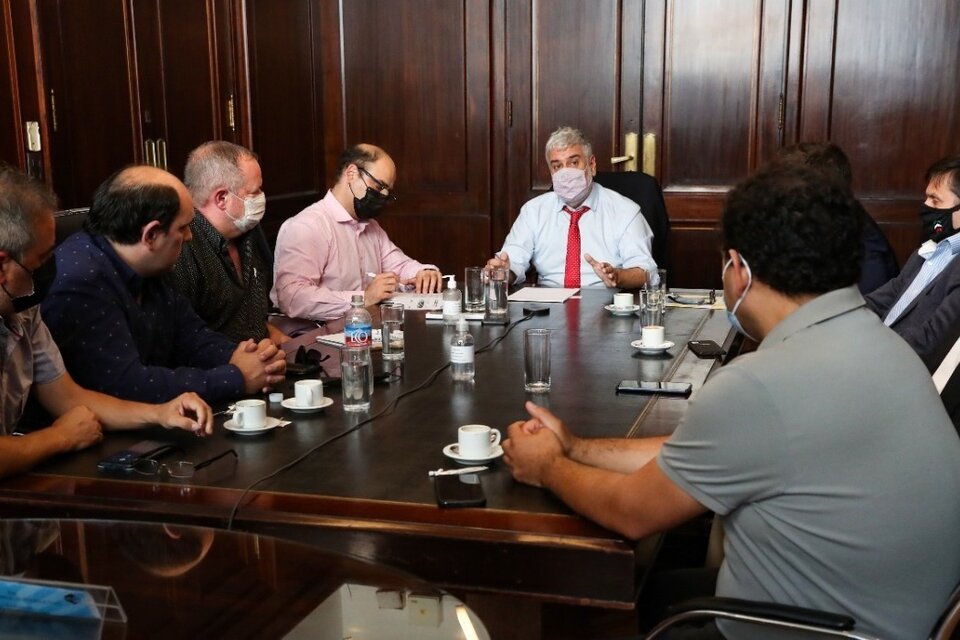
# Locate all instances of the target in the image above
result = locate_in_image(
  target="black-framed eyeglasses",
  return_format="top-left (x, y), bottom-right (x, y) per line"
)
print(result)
top-left (134, 449), bottom-right (238, 480)
top-left (358, 166), bottom-right (397, 201)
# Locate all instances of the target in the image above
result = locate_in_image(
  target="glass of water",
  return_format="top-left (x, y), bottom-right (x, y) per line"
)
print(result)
top-left (380, 302), bottom-right (404, 360)
top-left (464, 267), bottom-right (485, 312)
top-left (523, 328), bottom-right (552, 392)
top-left (486, 267), bottom-right (508, 318)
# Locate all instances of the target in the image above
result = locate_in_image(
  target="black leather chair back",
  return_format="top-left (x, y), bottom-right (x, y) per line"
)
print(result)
top-left (53, 207), bottom-right (89, 246)
top-left (593, 171), bottom-right (670, 271)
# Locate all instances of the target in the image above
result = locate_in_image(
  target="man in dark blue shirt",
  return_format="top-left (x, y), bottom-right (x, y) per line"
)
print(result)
top-left (42, 166), bottom-right (286, 404)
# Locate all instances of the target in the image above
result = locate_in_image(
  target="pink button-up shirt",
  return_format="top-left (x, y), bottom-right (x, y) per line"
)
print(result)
top-left (271, 191), bottom-right (435, 321)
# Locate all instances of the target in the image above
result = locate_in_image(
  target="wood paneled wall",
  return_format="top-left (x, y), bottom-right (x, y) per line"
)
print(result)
top-left (4, 0), bottom-right (959, 288)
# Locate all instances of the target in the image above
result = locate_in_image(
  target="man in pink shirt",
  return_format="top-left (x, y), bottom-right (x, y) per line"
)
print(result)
top-left (272, 144), bottom-right (442, 321)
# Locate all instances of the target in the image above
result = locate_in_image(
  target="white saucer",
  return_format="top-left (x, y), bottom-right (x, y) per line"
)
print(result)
top-left (223, 416), bottom-right (283, 435)
top-left (630, 339), bottom-right (675, 355)
top-left (281, 396), bottom-right (334, 413)
top-left (442, 443), bottom-right (504, 465)
top-left (604, 303), bottom-right (640, 316)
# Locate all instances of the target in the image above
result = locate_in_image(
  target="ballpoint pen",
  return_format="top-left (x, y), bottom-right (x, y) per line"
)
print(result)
top-left (428, 465), bottom-right (489, 477)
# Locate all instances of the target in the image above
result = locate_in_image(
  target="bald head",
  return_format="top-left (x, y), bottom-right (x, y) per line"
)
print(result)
top-left (86, 165), bottom-right (192, 245)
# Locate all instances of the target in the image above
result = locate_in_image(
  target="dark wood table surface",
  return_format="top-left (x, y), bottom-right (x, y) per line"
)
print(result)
top-left (0, 289), bottom-right (733, 622)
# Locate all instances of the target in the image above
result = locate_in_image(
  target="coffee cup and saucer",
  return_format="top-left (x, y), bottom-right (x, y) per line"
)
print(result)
top-left (224, 399), bottom-right (283, 435)
top-left (604, 292), bottom-right (639, 316)
top-left (631, 325), bottom-right (674, 355)
top-left (281, 379), bottom-right (333, 413)
top-left (443, 425), bottom-right (504, 464)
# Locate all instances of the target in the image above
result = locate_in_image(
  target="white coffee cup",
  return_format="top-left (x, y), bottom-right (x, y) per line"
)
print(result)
top-left (642, 325), bottom-right (665, 347)
top-left (295, 379), bottom-right (324, 407)
top-left (233, 399), bottom-right (267, 429)
top-left (613, 292), bottom-right (634, 309)
top-left (457, 424), bottom-right (501, 459)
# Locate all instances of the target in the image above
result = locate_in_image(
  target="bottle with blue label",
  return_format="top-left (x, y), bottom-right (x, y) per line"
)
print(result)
top-left (442, 275), bottom-right (462, 325)
top-left (344, 294), bottom-right (373, 347)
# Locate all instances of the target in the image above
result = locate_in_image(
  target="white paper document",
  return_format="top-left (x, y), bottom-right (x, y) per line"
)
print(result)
top-left (507, 287), bottom-right (579, 303)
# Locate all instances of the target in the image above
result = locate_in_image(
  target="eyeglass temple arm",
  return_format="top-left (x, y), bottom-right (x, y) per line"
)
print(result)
top-left (194, 449), bottom-right (238, 471)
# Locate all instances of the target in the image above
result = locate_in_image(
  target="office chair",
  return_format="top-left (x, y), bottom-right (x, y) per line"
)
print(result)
top-left (53, 207), bottom-right (89, 245)
top-left (593, 171), bottom-right (670, 272)
top-left (645, 583), bottom-right (960, 639)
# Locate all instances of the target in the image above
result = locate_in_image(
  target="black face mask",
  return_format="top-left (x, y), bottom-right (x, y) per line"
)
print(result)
top-left (354, 186), bottom-right (390, 220)
top-left (3, 257), bottom-right (57, 312)
top-left (920, 202), bottom-right (960, 243)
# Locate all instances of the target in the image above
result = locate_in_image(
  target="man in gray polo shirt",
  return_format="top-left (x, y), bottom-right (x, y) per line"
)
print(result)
top-left (503, 166), bottom-right (960, 638)
top-left (0, 168), bottom-right (214, 479)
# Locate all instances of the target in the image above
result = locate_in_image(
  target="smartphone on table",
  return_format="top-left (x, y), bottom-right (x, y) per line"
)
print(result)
top-left (434, 474), bottom-right (486, 508)
top-left (96, 440), bottom-right (178, 473)
top-left (616, 380), bottom-right (693, 398)
top-left (687, 339), bottom-right (726, 359)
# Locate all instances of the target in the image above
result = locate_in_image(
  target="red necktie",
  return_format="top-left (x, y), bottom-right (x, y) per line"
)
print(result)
top-left (563, 205), bottom-right (589, 288)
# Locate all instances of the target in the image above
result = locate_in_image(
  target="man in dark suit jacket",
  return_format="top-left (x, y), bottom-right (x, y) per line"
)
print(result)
top-left (865, 155), bottom-right (960, 362)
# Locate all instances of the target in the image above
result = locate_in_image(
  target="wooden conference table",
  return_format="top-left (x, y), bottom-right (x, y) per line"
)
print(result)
top-left (0, 289), bottom-right (734, 637)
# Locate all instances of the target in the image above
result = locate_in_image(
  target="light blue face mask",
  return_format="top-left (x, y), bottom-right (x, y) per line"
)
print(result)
top-left (722, 255), bottom-right (756, 341)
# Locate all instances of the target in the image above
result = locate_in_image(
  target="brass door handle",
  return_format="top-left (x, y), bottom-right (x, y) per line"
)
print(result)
top-left (611, 132), bottom-right (639, 171)
top-left (145, 139), bottom-right (157, 167)
top-left (642, 133), bottom-right (656, 176)
top-left (158, 138), bottom-right (168, 171)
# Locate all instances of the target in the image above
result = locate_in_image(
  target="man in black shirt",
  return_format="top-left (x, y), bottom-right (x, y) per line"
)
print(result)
top-left (172, 141), bottom-right (288, 345)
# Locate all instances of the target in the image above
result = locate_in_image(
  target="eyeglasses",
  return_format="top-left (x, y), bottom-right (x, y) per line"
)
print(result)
top-left (358, 166), bottom-right (397, 201)
top-left (134, 449), bottom-right (238, 480)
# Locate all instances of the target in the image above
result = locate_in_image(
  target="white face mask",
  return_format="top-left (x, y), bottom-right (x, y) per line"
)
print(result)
top-left (227, 191), bottom-right (266, 232)
top-left (552, 167), bottom-right (592, 206)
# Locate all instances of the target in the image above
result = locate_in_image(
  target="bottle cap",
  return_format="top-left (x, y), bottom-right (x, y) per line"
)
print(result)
top-left (444, 274), bottom-right (457, 289)
top-left (456, 315), bottom-right (468, 331)
top-left (351, 294), bottom-right (364, 305)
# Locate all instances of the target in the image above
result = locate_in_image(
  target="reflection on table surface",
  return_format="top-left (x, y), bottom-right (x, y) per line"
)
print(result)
top-left (0, 519), bottom-right (489, 640)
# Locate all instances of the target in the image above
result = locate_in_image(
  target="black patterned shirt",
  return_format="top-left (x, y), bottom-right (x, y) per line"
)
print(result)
top-left (169, 213), bottom-right (273, 342)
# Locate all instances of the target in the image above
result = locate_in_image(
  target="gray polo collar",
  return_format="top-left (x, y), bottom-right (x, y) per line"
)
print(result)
top-left (759, 286), bottom-right (866, 350)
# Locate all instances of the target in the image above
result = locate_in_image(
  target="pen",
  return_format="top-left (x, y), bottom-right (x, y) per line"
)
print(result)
top-left (429, 465), bottom-right (489, 477)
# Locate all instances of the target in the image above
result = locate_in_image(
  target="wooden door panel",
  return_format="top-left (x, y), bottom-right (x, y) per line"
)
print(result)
top-left (643, 0), bottom-right (787, 287)
top-left (0, 2), bottom-right (19, 167)
top-left (39, 0), bottom-right (138, 207)
top-left (245, 0), bottom-right (324, 239)
top-left (331, 0), bottom-right (492, 274)
top-left (139, 0), bottom-right (225, 176)
top-left (156, 0), bottom-right (226, 174)
top-left (661, 1), bottom-right (762, 189)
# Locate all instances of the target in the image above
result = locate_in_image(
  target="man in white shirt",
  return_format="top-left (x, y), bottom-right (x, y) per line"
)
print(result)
top-left (486, 127), bottom-right (656, 288)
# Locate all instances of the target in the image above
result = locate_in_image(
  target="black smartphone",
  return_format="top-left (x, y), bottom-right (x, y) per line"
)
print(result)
top-left (687, 339), bottom-right (726, 358)
top-left (616, 380), bottom-right (692, 398)
top-left (96, 440), bottom-right (177, 473)
top-left (434, 474), bottom-right (486, 508)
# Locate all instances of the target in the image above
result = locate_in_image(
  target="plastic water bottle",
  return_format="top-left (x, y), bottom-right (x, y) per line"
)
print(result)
top-left (450, 316), bottom-right (475, 381)
top-left (344, 294), bottom-right (372, 347)
top-left (442, 275), bottom-right (462, 325)
top-left (341, 345), bottom-right (372, 411)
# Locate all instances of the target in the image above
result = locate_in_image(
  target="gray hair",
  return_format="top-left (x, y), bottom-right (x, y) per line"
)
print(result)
top-left (544, 127), bottom-right (593, 163)
top-left (0, 167), bottom-right (57, 260)
top-left (183, 141), bottom-right (258, 206)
